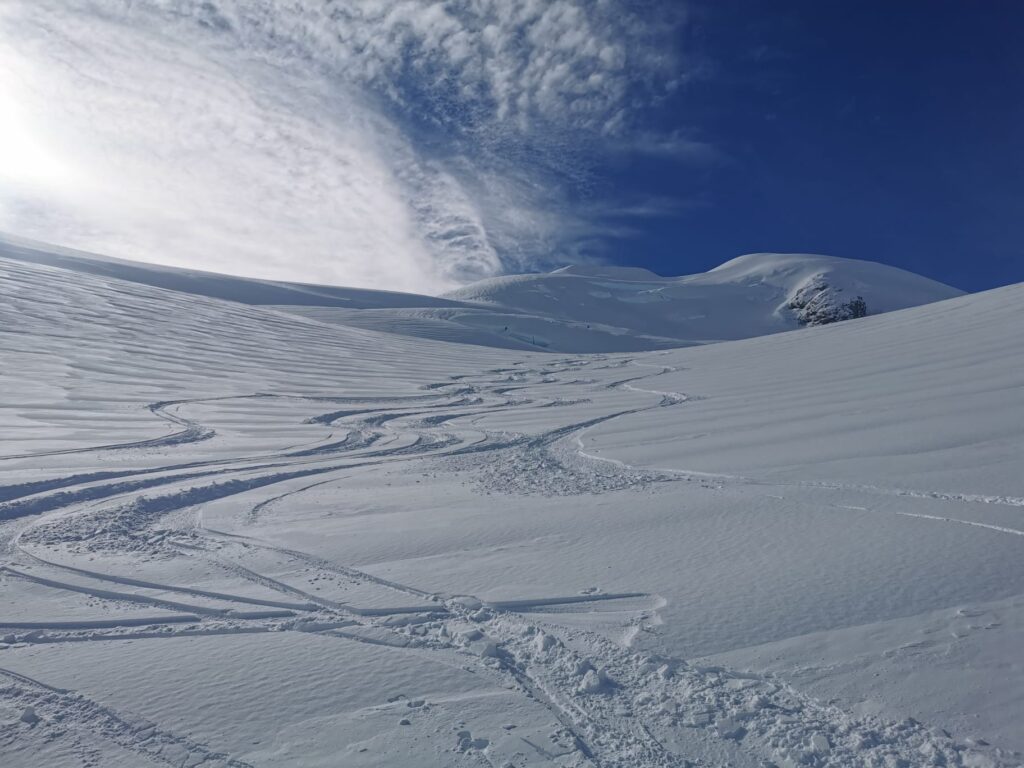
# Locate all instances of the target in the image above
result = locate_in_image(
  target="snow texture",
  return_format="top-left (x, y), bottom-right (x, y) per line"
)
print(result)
top-left (1, 234), bottom-right (962, 353)
top-left (0, 237), bottom-right (1021, 768)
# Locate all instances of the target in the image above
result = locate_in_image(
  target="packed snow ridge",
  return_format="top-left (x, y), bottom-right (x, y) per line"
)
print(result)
top-left (1, 235), bottom-right (1021, 768)
top-left (0, 234), bottom-right (961, 353)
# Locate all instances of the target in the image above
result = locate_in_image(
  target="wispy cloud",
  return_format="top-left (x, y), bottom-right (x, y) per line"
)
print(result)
top-left (0, 1), bottom-right (684, 291)
top-left (623, 131), bottom-right (725, 164)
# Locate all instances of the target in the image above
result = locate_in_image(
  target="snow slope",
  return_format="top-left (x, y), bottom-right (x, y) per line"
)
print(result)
top-left (1, 247), bottom-right (1021, 767)
top-left (0, 234), bottom-right (963, 352)
top-left (443, 253), bottom-right (964, 347)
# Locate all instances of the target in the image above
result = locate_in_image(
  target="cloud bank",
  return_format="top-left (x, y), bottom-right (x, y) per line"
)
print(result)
top-left (0, 1), bottom-right (682, 292)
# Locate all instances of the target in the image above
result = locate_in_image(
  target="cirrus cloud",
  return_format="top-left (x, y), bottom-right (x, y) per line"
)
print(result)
top-left (0, 0), bottom-right (684, 292)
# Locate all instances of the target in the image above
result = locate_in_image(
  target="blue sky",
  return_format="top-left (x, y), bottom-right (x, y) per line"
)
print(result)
top-left (0, 1), bottom-right (1020, 292)
top-left (609, 0), bottom-right (1024, 292)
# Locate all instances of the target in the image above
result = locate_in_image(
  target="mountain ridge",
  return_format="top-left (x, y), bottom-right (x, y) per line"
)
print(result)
top-left (0, 233), bottom-right (964, 353)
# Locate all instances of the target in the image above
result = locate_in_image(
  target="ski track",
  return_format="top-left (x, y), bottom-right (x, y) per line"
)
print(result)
top-left (890, 511), bottom-right (1024, 537)
top-left (0, 395), bottom-right (239, 462)
top-left (1, 357), bottom-right (1019, 767)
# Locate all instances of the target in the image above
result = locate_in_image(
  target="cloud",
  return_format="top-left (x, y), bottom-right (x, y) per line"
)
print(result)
top-left (186, 0), bottom-right (676, 132)
top-left (0, 1), bottom-right (684, 292)
top-left (624, 131), bottom-right (725, 164)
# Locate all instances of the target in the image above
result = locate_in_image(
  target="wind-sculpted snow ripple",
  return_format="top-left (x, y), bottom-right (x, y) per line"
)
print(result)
top-left (0, 667), bottom-right (254, 767)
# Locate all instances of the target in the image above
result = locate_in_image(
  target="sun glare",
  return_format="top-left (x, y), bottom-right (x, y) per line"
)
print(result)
top-left (0, 79), bottom-right (73, 191)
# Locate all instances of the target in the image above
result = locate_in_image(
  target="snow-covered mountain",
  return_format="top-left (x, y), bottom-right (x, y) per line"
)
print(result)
top-left (1, 240), bottom-right (1022, 767)
top-left (0, 234), bottom-right (962, 352)
top-left (441, 253), bottom-right (963, 348)
top-left (2, 241), bottom-right (1024, 768)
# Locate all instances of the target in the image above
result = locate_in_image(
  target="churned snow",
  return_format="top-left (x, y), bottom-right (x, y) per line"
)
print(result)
top-left (0, 237), bottom-right (1021, 767)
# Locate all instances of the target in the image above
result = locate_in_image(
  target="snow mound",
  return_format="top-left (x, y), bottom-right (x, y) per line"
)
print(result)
top-left (445, 252), bottom-right (963, 345)
top-left (707, 252), bottom-right (963, 322)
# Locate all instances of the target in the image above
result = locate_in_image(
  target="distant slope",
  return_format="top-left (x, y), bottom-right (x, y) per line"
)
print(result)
top-left (0, 233), bottom-right (963, 352)
top-left (0, 233), bottom-right (463, 310)
top-left (445, 253), bottom-right (964, 344)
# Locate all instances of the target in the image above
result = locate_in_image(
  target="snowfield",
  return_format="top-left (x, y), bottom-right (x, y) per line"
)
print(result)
top-left (1, 240), bottom-right (1022, 768)
top-left (3, 234), bottom-right (963, 353)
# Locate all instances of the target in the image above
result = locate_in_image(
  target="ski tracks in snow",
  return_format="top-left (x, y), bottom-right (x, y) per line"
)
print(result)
top-left (1, 356), bottom-right (1020, 766)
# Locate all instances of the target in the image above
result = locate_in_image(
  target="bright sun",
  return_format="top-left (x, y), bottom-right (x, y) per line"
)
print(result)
top-left (0, 78), bottom-right (73, 191)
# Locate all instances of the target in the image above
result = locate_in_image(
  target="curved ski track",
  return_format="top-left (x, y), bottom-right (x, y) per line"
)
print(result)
top-left (1, 358), bottom-right (1017, 767)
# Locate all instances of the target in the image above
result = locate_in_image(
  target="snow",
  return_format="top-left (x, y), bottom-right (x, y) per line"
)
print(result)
top-left (1, 233), bottom-right (962, 353)
top-left (441, 251), bottom-right (963, 348)
top-left (1, 238), bottom-right (1022, 767)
